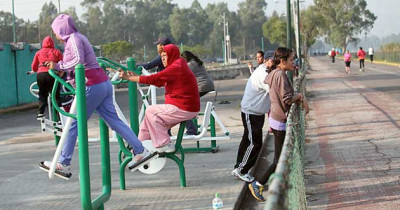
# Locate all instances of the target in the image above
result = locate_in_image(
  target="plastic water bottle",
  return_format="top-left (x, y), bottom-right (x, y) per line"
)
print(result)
top-left (212, 193), bottom-right (223, 209)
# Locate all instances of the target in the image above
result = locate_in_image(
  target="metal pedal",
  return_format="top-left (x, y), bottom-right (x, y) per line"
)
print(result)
top-left (128, 152), bottom-right (159, 172)
top-left (39, 161), bottom-right (72, 180)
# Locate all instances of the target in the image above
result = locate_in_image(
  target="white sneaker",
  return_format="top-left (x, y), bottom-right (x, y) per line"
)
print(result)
top-left (43, 161), bottom-right (71, 172)
top-left (231, 168), bottom-right (255, 182)
top-left (155, 141), bottom-right (175, 153)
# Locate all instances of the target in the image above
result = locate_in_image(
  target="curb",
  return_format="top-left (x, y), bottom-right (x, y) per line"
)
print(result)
top-left (0, 103), bottom-right (37, 114)
top-left (234, 132), bottom-right (272, 209)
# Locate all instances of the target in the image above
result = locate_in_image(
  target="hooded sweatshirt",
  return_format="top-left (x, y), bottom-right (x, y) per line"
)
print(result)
top-left (31, 36), bottom-right (63, 73)
top-left (139, 44), bottom-right (200, 112)
top-left (51, 14), bottom-right (108, 86)
top-left (264, 68), bottom-right (294, 122)
top-left (241, 64), bottom-right (270, 115)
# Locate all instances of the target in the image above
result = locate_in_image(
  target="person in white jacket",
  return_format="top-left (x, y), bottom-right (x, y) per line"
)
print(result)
top-left (368, 46), bottom-right (374, 63)
top-left (232, 50), bottom-right (274, 182)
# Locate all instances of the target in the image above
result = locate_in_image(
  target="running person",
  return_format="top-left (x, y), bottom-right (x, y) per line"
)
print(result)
top-left (368, 46), bottom-right (374, 63)
top-left (357, 47), bottom-right (366, 71)
top-left (330, 48), bottom-right (336, 63)
top-left (344, 50), bottom-right (352, 76)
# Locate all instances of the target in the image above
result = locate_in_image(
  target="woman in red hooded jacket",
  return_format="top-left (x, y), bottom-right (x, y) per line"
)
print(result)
top-left (120, 44), bottom-right (200, 152)
top-left (31, 36), bottom-right (63, 118)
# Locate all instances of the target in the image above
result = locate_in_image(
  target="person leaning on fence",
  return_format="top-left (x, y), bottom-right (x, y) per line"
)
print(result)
top-left (231, 50), bottom-right (274, 182)
top-left (31, 36), bottom-right (63, 119)
top-left (119, 44), bottom-right (200, 153)
top-left (41, 14), bottom-right (149, 177)
top-left (248, 47), bottom-right (309, 202)
top-left (181, 50), bottom-right (215, 135)
top-left (137, 37), bottom-right (172, 72)
top-left (248, 51), bottom-right (264, 74)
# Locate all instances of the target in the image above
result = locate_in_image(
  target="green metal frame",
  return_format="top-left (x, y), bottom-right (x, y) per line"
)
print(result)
top-left (113, 57), bottom-right (189, 189)
top-left (48, 70), bottom-right (76, 145)
top-left (49, 65), bottom-right (112, 209)
top-left (75, 64), bottom-right (112, 210)
top-left (182, 114), bottom-right (219, 153)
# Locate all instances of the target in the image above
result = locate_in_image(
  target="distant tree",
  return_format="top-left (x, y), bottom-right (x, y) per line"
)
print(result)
top-left (0, 11), bottom-right (24, 42)
top-left (102, 0), bottom-right (126, 42)
top-left (82, 6), bottom-right (104, 45)
top-left (380, 42), bottom-right (400, 52)
top-left (238, 0), bottom-right (267, 55)
top-left (169, 7), bottom-right (189, 44)
top-left (101, 40), bottom-right (133, 61)
top-left (300, 6), bottom-right (325, 56)
top-left (186, 0), bottom-right (212, 45)
top-left (182, 44), bottom-right (211, 59)
top-left (65, 7), bottom-right (85, 32)
top-left (313, 0), bottom-right (376, 51)
top-left (128, 0), bottom-right (176, 59)
top-left (38, 2), bottom-right (58, 41)
top-left (204, 3), bottom-right (240, 58)
top-left (262, 12), bottom-right (286, 46)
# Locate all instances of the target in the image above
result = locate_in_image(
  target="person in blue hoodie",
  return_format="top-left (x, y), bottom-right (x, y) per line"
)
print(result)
top-left (138, 37), bottom-right (172, 72)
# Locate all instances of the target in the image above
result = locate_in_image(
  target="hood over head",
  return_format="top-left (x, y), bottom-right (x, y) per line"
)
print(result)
top-left (51, 14), bottom-right (78, 42)
top-left (42, 36), bottom-right (55, 48)
top-left (163, 44), bottom-right (181, 67)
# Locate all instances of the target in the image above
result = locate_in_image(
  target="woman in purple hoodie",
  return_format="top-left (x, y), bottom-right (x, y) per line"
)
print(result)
top-left (42, 14), bottom-right (149, 177)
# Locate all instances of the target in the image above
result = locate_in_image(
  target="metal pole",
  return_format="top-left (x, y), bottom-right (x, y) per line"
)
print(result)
top-left (286, 0), bottom-right (293, 81)
top-left (127, 58), bottom-right (139, 135)
top-left (12, 0), bottom-right (16, 43)
top-left (58, 0), bottom-right (61, 13)
top-left (75, 64), bottom-right (92, 210)
top-left (261, 37), bottom-right (264, 52)
top-left (223, 13), bottom-right (227, 65)
top-left (296, 0), bottom-right (302, 68)
top-left (143, 45), bottom-right (146, 62)
top-left (227, 21), bottom-right (231, 61)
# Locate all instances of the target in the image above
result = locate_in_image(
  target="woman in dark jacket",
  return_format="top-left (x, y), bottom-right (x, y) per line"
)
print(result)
top-left (181, 51), bottom-right (215, 135)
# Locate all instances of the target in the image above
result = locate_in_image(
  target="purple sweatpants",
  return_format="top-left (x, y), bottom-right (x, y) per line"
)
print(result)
top-left (59, 80), bottom-right (144, 165)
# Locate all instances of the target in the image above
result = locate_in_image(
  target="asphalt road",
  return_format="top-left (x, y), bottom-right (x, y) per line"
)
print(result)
top-left (305, 56), bottom-right (400, 209)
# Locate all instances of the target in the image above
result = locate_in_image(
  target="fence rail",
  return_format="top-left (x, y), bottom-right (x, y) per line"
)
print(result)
top-left (264, 62), bottom-right (308, 210)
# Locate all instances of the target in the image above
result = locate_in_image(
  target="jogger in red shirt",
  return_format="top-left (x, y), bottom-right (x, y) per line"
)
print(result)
top-left (357, 47), bottom-right (366, 71)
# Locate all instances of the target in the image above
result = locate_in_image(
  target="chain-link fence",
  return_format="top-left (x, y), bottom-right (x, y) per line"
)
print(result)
top-left (374, 51), bottom-right (400, 64)
top-left (263, 62), bottom-right (308, 210)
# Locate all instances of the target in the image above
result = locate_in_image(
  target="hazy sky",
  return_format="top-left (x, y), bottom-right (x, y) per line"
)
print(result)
top-left (0, 0), bottom-right (398, 38)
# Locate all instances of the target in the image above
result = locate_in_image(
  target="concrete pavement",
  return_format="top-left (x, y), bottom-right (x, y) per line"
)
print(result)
top-left (0, 78), bottom-right (269, 210)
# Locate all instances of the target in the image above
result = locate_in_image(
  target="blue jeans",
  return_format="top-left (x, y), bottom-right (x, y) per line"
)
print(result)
top-left (59, 80), bottom-right (144, 165)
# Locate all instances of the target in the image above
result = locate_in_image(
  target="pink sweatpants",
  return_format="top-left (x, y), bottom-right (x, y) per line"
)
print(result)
top-left (138, 104), bottom-right (198, 148)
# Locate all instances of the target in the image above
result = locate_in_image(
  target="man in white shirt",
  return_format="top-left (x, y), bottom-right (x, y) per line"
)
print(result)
top-left (368, 46), bottom-right (374, 63)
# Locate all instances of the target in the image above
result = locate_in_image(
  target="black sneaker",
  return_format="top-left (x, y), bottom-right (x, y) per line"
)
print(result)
top-left (248, 181), bottom-right (265, 202)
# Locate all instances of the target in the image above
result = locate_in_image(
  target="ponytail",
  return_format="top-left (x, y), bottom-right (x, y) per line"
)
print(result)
top-left (268, 47), bottom-right (293, 73)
